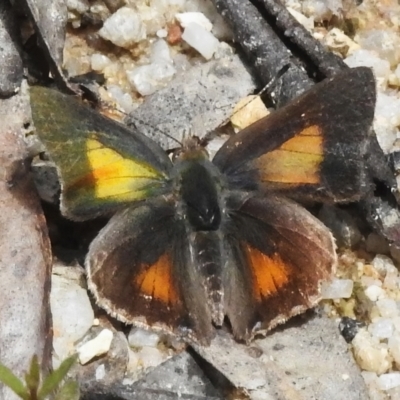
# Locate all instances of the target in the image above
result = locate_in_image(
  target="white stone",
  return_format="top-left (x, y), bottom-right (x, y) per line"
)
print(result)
top-left (181, 22), bottom-right (219, 60)
top-left (95, 364), bottom-right (106, 380)
top-left (78, 329), bottom-right (114, 365)
top-left (360, 276), bottom-right (382, 288)
top-left (90, 2), bottom-right (109, 18)
top-left (375, 93), bottom-right (400, 130)
top-left (374, 92), bottom-right (400, 153)
top-left (126, 348), bottom-right (140, 372)
top-left (362, 371), bottom-right (378, 386)
top-left (138, 346), bottom-right (165, 369)
top-left (352, 329), bottom-right (391, 374)
top-left (66, 0), bottom-right (89, 14)
top-left (91, 53), bottom-right (112, 71)
top-left (127, 61), bottom-right (176, 96)
top-left (99, 7), bottom-right (146, 48)
top-left (344, 50), bottom-right (391, 86)
top-left (176, 12), bottom-right (213, 31)
top-left (377, 372), bottom-right (400, 391)
top-left (377, 298), bottom-right (399, 318)
top-left (364, 285), bottom-right (386, 302)
top-left (357, 29), bottom-right (400, 67)
top-left (301, 0), bottom-right (331, 21)
top-left (106, 85), bottom-right (135, 113)
top-left (368, 318), bottom-right (394, 339)
top-left (128, 327), bottom-right (161, 348)
top-left (320, 278), bottom-right (353, 299)
top-left (156, 29), bottom-right (168, 38)
top-left (63, 55), bottom-right (91, 77)
top-left (150, 39), bottom-right (172, 63)
top-left (51, 269), bottom-right (94, 367)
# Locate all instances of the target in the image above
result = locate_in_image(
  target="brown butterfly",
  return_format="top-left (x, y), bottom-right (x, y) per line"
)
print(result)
top-left (30, 67), bottom-right (376, 344)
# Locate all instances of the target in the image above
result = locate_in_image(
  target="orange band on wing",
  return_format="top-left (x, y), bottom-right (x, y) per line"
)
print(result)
top-left (256, 125), bottom-right (323, 184)
top-left (134, 253), bottom-right (178, 304)
top-left (243, 244), bottom-right (290, 300)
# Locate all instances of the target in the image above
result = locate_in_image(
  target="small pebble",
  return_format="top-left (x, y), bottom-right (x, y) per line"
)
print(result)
top-left (138, 346), bottom-right (165, 369)
top-left (51, 268), bottom-right (94, 366)
top-left (345, 49), bottom-right (391, 86)
top-left (321, 278), bottom-right (353, 299)
top-left (368, 318), bottom-right (394, 339)
top-left (95, 364), bottom-right (106, 380)
top-left (176, 11), bottom-right (213, 31)
top-left (352, 330), bottom-right (392, 375)
top-left (364, 285), bottom-right (386, 302)
top-left (127, 61), bottom-right (176, 96)
top-left (128, 327), bottom-right (161, 348)
top-left (376, 298), bottom-right (399, 318)
top-left (377, 372), bottom-right (400, 391)
top-left (181, 22), bottom-right (219, 60)
top-left (150, 39), bottom-right (173, 63)
top-left (99, 7), bottom-right (146, 48)
top-left (371, 255), bottom-right (397, 276)
top-left (78, 329), bottom-right (114, 365)
top-left (91, 53), bottom-right (112, 71)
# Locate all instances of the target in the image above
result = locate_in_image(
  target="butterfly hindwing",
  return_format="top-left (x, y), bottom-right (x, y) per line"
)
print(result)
top-left (30, 86), bottom-right (172, 220)
top-left (86, 198), bottom-right (215, 343)
top-left (224, 193), bottom-right (336, 340)
top-left (213, 67), bottom-right (376, 203)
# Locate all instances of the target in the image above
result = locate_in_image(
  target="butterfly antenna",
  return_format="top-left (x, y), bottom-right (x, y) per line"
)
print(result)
top-left (99, 96), bottom-right (183, 147)
top-left (132, 116), bottom-right (183, 147)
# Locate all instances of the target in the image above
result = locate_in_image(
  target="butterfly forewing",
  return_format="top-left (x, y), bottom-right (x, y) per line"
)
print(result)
top-left (30, 86), bottom-right (172, 220)
top-left (213, 67), bottom-right (376, 203)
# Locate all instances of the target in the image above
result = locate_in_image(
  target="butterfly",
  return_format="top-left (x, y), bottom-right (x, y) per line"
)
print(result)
top-left (30, 67), bottom-right (376, 345)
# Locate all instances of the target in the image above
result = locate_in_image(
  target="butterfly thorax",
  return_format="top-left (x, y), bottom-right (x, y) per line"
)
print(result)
top-left (174, 148), bottom-right (224, 232)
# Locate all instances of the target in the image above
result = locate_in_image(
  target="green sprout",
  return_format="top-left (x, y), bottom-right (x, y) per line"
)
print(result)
top-left (0, 355), bottom-right (79, 400)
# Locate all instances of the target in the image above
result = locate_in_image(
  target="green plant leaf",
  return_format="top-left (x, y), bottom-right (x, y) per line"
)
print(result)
top-left (38, 355), bottom-right (77, 399)
top-left (0, 363), bottom-right (29, 400)
top-left (25, 355), bottom-right (41, 395)
top-left (53, 381), bottom-right (80, 400)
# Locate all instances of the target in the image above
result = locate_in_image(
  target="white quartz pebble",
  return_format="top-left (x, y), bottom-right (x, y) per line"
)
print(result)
top-left (78, 329), bottom-right (114, 365)
top-left (181, 22), bottom-right (219, 60)
top-left (99, 7), bottom-right (146, 48)
top-left (321, 279), bottom-right (353, 299)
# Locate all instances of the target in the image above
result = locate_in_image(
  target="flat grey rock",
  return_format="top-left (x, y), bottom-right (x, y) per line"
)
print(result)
top-left (193, 314), bottom-right (369, 400)
top-left (81, 351), bottom-right (224, 400)
top-left (127, 52), bottom-right (256, 150)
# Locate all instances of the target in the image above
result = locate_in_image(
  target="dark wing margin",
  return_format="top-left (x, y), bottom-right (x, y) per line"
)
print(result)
top-left (213, 67), bottom-right (376, 203)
